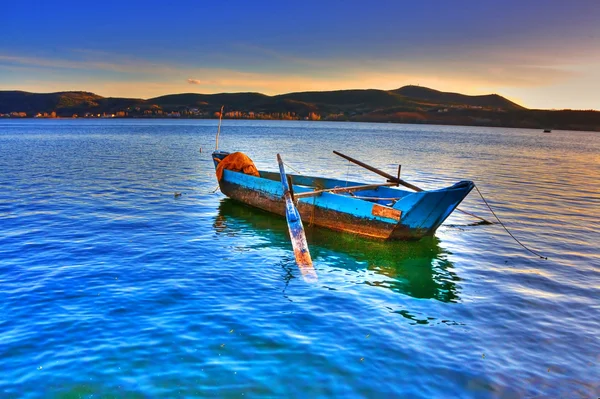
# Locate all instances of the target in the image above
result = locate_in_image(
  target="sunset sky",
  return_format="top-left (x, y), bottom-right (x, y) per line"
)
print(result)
top-left (2, 0), bottom-right (599, 110)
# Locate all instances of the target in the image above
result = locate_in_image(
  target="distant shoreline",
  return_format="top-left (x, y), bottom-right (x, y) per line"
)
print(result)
top-left (3, 115), bottom-right (599, 132)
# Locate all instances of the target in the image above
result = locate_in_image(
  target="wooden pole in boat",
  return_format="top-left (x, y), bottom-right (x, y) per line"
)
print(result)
top-left (333, 151), bottom-right (493, 224)
top-left (294, 182), bottom-right (398, 199)
top-left (333, 151), bottom-right (422, 191)
top-left (277, 154), bottom-right (317, 281)
top-left (215, 105), bottom-right (224, 150)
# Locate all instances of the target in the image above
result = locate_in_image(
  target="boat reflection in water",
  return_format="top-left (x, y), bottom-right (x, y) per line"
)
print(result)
top-left (213, 199), bottom-right (460, 303)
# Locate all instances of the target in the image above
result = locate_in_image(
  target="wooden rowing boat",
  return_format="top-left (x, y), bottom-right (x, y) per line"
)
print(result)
top-left (212, 150), bottom-right (474, 241)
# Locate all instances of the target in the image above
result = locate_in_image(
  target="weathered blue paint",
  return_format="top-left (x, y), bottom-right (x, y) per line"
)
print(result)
top-left (276, 154), bottom-right (313, 269)
top-left (213, 151), bottom-right (474, 240)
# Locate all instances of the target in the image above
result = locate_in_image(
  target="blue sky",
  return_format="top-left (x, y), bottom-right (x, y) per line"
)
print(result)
top-left (1, 0), bottom-right (599, 109)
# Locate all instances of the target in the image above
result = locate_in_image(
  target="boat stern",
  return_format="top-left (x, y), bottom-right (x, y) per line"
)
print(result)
top-left (212, 150), bottom-right (230, 169)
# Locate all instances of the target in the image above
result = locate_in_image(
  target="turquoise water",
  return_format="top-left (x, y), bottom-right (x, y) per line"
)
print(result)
top-left (1, 119), bottom-right (598, 398)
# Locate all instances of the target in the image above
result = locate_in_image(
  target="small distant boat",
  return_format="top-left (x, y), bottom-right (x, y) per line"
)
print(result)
top-left (212, 150), bottom-right (474, 240)
top-left (543, 129), bottom-right (552, 133)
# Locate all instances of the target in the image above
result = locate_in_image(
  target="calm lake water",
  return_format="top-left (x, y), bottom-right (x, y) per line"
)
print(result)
top-left (1, 119), bottom-right (598, 398)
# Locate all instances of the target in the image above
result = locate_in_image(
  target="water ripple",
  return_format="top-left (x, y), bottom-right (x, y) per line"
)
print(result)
top-left (0, 120), bottom-right (598, 398)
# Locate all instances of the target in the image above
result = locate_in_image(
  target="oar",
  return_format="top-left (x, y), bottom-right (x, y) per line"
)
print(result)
top-left (333, 151), bottom-right (421, 191)
top-left (277, 154), bottom-right (317, 281)
top-left (333, 151), bottom-right (492, 224)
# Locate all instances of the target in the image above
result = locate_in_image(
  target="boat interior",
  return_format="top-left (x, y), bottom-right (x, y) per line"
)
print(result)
top-left (212, 150), bottom-right (414, 207)
top-left (258, 170), bottom-right (412, 207)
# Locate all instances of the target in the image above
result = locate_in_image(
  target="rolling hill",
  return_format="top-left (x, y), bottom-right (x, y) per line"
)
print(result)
top-left (392, 85), bottom-right (525, 111)
top-left (1, 86), bottom-right (598, 131)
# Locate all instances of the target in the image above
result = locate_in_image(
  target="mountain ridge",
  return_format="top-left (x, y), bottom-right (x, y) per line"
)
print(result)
top-left (392, 85), bottom-right (525, 110)
top-left (1, 86), bottom-right (598, 131)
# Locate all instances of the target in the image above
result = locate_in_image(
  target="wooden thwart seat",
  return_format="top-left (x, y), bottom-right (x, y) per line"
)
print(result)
top-left (294, 182), bottom-right (398, 199)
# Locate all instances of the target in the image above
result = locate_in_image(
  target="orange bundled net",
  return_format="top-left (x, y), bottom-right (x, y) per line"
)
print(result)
top-left (215, 152), bottom-right (260, 181)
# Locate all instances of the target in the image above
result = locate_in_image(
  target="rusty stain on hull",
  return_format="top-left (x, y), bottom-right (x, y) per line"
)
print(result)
top-left (371, 203), bottom-right (402, 222)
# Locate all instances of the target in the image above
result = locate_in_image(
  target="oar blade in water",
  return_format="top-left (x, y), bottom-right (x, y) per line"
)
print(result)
top-left (276, 154), bottom-right (316, 282)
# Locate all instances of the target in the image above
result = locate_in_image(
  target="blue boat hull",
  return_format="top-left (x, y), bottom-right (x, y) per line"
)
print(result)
top-left (213, 151), bottom-right (474, 240)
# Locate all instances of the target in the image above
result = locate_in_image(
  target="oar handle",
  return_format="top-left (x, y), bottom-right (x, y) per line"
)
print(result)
top-left (333, 150), bottom-right (493, 224)
top-left (277, 154), bottom-right (291, 193)
top-left (333, 151), bottom-right (423, 192)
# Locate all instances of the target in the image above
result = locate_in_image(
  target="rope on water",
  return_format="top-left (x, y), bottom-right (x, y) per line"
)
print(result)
top-left (474, 185), bottom-right (548, 260)
top-left (283, 160), bottom-right (303, 175)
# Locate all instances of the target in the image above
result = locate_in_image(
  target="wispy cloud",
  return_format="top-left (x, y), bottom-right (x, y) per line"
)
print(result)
top-left (0, 53), bottom-right (181, 76)
top-left (0, 47), bottom-right (592, 109)
top-left (0, 47), bottom-right (580, 91)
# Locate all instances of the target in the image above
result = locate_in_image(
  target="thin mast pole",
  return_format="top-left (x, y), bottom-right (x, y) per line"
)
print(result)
top-left (215, 105), bottom-right (224, 150)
